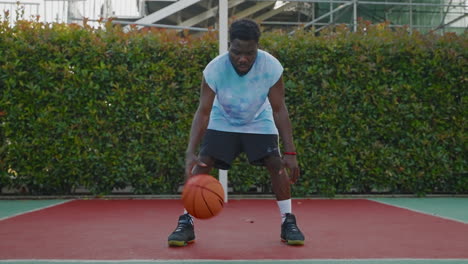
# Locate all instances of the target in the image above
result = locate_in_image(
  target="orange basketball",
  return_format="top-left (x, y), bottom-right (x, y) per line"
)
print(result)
top-left (182, 174), bottom-right (225, 219)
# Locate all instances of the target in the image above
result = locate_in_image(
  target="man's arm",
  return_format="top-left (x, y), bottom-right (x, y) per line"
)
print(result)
top-left (185, 77), bottom-right (215, 177)
top-left (268, 75), bottom-right (300, 183)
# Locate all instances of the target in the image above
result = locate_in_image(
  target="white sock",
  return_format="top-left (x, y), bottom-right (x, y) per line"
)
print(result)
top-left (277, 199), bottom-right (292, 223)
top-left (183, 209), bottom-right (194, 224)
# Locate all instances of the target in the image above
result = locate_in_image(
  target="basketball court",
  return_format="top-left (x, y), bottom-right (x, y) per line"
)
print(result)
top-left (0, 197), bottom-right (467, 264)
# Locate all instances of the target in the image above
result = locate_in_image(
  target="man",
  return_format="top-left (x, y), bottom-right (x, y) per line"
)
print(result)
top-left (168, 18), bottom-right (305, 246)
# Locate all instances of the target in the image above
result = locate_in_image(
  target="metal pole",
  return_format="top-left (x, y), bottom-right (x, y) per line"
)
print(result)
top-left (219, 0), bottom-right (229, 203)
top-left (290, 1), bottom-right (354, 34)
top-left (108, 19), bottom-right (213, 31)
top-left (409, 0), bottom-right (413, 33)
top-left (139, 0), bottom-right (146, 17)
top-left (250, 0), bottom-right (466, 7)
top-left (353, 0), bottom-right (357, 32)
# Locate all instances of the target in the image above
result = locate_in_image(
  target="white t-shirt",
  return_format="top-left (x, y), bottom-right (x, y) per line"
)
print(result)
top-left (203, 49), bottom-right (283, 134)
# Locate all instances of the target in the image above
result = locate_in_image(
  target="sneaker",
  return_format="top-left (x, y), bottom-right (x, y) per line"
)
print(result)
top-left (168, 214), bottom-right (195, 247)
top-left (281, 213), bottom-right (305, 245)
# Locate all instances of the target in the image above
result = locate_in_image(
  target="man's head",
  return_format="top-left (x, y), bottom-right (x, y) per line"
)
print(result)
top-left (228, 19), bottom-right (261, 76)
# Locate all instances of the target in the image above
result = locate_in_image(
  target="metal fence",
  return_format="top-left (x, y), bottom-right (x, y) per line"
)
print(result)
top-left (0, 0), bottom-right (466, 33)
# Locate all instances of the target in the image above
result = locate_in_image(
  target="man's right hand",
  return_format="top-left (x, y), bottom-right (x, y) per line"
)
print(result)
top-left (184, 152), bottom-right (207, 179)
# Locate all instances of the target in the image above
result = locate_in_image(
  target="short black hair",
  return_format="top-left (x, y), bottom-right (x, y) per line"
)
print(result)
top-left (229, 19), bottom-right (261, 43)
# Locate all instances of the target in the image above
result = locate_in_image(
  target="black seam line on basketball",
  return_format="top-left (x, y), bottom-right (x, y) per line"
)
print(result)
top-left (188, 184), bottom-right (224, 205)
top-left (201, 190), bottom-right (215, 216)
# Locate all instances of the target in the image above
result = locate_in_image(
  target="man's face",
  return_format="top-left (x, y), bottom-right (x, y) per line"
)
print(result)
top-left (229, 39), bottom-right (258, 76)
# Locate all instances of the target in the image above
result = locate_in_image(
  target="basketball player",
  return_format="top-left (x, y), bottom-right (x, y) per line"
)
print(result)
top-left (168, 18), bottom-right (305, 246)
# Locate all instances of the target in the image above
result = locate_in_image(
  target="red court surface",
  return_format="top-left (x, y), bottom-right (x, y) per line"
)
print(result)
top-left (1, 199), bottom-right (467, 260)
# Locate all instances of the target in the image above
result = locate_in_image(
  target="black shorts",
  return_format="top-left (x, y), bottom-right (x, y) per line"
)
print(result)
top-left (199, 129), bottom-right (280, 170)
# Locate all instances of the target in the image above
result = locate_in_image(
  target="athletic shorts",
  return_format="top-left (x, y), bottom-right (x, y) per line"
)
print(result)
top-left (199, 129), bottom-right (280, 170)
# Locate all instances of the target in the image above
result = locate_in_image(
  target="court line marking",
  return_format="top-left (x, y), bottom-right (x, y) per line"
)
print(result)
top-left (0, 200), bottom-right (73, 222)
top-left (2, 259), bottom-right (468, 263)
top-left (367, 199), bottom-right (468, 224)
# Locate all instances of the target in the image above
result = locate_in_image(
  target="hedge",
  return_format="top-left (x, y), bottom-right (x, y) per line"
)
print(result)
top-left (0, 19), bottom-right (466, 196)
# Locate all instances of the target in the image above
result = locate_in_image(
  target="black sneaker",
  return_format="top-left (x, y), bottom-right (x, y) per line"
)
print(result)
top-left (281, 213), bottom-right (305, 245)
top-left (168, 214), bottom-right (195, 247)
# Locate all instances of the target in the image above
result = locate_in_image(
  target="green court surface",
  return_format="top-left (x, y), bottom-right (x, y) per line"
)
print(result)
top-left (0, 200), bottom-right (69, 220)
top-left (371, 198), bottom-right (468, 223)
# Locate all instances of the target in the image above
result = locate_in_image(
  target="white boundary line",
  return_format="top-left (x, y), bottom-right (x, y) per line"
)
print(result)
top-left (368, 199), bottom-right (468, 224)
top-left (1, 258), bottom-right (468, 263)
top-left (0, 200), bottom-right (73, 221)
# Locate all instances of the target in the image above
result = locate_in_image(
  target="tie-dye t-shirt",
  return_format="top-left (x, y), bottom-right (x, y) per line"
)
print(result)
top-left (203, 50), bottom-right (283, 135)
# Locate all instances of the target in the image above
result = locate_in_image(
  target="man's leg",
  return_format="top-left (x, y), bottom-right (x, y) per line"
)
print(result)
top-left (265, 156), bottom-right (292, 222)
top-left (168, 156), bottom-right (215, 247)
top-left (264, 156), bottom-right (290, 201)
top-left (169, 130), bottom-right (237, 247)
top-left (265, 156), bottom-right (305, 245)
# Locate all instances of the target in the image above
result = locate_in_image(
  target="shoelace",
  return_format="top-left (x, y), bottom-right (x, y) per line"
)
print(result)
top-left (284, 221), bottom-right (299, 233)
top-left (175, 220), bottom-right (192, 232)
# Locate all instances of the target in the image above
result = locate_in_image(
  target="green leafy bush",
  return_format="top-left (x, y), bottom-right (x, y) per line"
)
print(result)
top-left (0, 19), bottom-right (466, 196)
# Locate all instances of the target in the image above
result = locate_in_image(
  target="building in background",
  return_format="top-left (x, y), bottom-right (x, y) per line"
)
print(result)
top-left (0, 0), bottom-right (466, 34)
